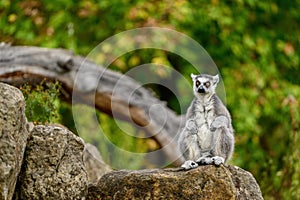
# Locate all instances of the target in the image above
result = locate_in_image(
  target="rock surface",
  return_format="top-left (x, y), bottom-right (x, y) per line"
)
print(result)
top-left (83, 143), bottom-right (112, 184)
top-left (228, 165), bottom-right (264, 200)
top-left (0, 82), bottom-right (29, 200)
top-left (14, 125), bottom-right (88, 200)
top-left (87, 165), bottom-right (263, 200)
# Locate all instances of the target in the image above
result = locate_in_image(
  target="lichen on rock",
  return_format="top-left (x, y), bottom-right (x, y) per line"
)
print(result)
top-left (0, 82), bottom-right (29, 200)
top-left (87, 165), bottom-right (263, 200)
top-left (14, 125), bottom-right (88, 200)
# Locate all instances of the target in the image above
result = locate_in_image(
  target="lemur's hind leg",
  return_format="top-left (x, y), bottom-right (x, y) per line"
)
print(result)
top-left (210, 116), bottom-right (234, 164)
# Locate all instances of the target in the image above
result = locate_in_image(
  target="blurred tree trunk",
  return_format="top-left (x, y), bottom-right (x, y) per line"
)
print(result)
top-left (0, 45), bottom-right (184, 166)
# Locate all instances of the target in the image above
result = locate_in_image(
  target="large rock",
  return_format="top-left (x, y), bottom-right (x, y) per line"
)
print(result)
top-left (87, 165), bottom-right (263, 200)
top-left (14, 125), bottom-right (88, 200)
top-left (83, 143), bottom-right (112, 184)
top-left (0, 82), bottom-right (30, 200)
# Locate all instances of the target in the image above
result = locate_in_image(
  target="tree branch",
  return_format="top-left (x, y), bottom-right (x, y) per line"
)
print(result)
top-left (0, 45), bottom-right (184, 166)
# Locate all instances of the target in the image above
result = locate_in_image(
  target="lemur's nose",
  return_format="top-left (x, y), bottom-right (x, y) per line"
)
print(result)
top-left (198, 87), bottom-right (205, 93)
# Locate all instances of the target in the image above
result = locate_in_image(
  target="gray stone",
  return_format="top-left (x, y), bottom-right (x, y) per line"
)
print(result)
top-left (87, 165), bottom-right (263, 200)
top-left (228, 165), bottom-right (264, 200)
top-left (15, 125), bottom-right (88, 200)
top-left (0, 82), bottom-right (29, 200)
top-left (83, 143), bottom-right (112, 184)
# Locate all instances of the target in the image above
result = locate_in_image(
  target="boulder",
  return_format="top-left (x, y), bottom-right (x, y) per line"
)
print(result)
top-left (14, 125), bottom-right (88, 200)
top-left (87, 165), bottom-right (263, 200)
top-left (0, 82), bottom-right (30, 200)
top-left (83, 143), bottom-right (112, 184)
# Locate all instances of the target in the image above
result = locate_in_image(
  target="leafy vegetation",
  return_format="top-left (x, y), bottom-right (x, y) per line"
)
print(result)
top-left (1, 0), bottom-right (300, 199)
top-left (20, 80), bottom-right (61, 124)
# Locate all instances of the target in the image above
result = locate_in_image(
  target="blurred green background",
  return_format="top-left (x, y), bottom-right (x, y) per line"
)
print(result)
top-left (1, 0), bottom-right (300, 199)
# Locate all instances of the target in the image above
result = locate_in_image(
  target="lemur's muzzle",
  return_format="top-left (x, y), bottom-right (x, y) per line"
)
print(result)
top-left (197, 86), bottom-right (206, 93)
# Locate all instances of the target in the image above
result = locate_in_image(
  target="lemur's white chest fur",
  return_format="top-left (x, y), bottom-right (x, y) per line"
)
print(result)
top-left (193, 99), bottom-right (215, 151)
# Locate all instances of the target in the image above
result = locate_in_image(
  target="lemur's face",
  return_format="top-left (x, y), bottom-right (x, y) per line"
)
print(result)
top-left (191, 74), bottom-right (219, 96)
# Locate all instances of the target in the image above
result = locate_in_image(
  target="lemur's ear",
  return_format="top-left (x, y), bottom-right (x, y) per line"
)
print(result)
top-left (213, 74), bottom-right (219, 85)
top-left (190, 73), bottom-right (197, 80)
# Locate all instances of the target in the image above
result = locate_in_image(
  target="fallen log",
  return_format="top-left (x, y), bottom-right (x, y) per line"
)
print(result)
top-left (0, 45), bottom-right (184, 165)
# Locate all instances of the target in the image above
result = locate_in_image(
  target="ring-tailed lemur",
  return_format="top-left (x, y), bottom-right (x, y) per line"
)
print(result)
top-left (178, 74), bottom-right (234, 169)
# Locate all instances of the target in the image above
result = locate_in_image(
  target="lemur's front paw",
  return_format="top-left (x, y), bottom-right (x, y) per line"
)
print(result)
top-left (212, 156), bottom-right (225, 166)
top-left (197, 157), bottom-right (214, 165)
top-left (210, 116), bottom-right (228, 131)
top-left (186, 119), bottom-right (197, 135)
top-left (181, 160), bottom-right (199, 170)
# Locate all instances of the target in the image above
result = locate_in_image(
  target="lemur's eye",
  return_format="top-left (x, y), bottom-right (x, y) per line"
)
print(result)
top-left (205, 82), bottom-right (210, 87)
top-left (196, 81), bottom-right (200, 87)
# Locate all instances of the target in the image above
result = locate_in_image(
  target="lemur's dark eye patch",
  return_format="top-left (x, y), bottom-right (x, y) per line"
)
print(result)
top-left (205, 82), bottom-right (210, 87)
top-left (196, 81), bottom-right (200, 87)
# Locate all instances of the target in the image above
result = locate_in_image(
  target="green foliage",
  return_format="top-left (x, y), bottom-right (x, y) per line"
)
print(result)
top-left (20, 81), bottom-right (61, 124)
top-left (2, 0), bottom-right (300, 199)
